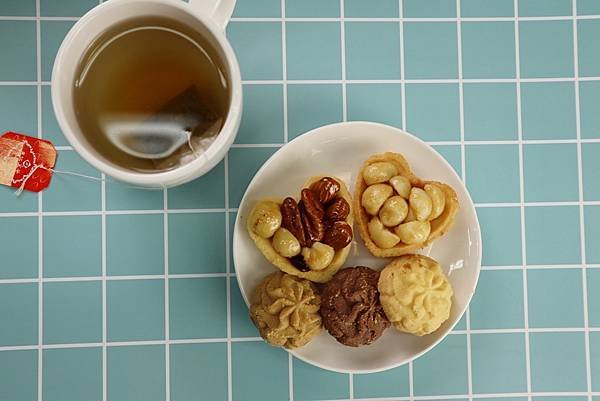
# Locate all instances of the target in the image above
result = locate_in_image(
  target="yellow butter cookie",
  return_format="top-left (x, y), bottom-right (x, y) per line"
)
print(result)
top-left (378, 255), bottom-right (453, 336)
top-left (250, 271), bottom-right (322, 348)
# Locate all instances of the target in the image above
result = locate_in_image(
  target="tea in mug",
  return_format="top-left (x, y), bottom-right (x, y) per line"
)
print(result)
top-left (73, 16), bottom-right (230, 172)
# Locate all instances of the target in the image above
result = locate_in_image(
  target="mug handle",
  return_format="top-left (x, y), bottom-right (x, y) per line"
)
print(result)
top-left (188, 0), bottom-right (236, 30)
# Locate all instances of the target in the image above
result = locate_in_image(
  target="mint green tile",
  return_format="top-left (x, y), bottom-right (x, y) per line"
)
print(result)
top-left (578, 0), bottom-right (600, 15)
top-left (43, 347), bottom-right (102, 401)
top-left (405, 83), bottom-right (460, 141)
top-left (233, 0), bottom-right (280, 17)
top-left (528, 268), bottom-right (584, 328)
top-left (0, 217), bottom-right (37, 279)
top-left (414, 334), bottom-right (468, 395)
top-left (585, 206), bottom-right (600, 264)
top-left (286, 0), bottom-right (339, 17)
top-left (41, 86), bottom-right (68, 146)
top-left (168, 160), bottom-right (225, 209)
top-left (0, 22), bottom-right (36, 80)
top-left (526, 206), bottom-right (581, 264)
top-left (287, 84), bottom-right (342, 139)
top-left (41, 21), bottom-right (75, 81)
top-left (519, 21), bottom-right (574, 78)
top-left (534, 398), bottom-right (587, 401)
top-left (592, 333), bottom-right (600, 391)
top-left (235, 85), bottom-right (284, 144)
top-left (464, 83), bottom-right (518, 140)
top-left (345, 22), bottom-right (401, 79)
top-left (432, 145), bottom-right (462, 177)
top-left (286, 22), bottom-right (341, 80)
top-left (579, 20), bottom-right (600, 77)
top-left (169, 213), bottom-right (225, 274)
top-left (347, 84), bottom-right (402, 127)
top-left (345, 0), bottom-right (399, 17)
top-left (228, 147), bottom-right (277, 208)
top-left (461, 0), bottom-right (514, 17)
top-left (107, 280), bottom-right (164, 341)
top-left (521, 82), bottom-right (577, 140)
top-left (403, 0), bottom-right (456, 17)
top-left (477, 207), bottom-right (522, 266)
top-left (170, 278), bottom-right (227, 339)
top-left (227, 22), bottom-right (282, 80)
top-left (470, 270), bottom-right (524, 329)
top-left (589, 269), bottom-right (600, 327)
top-left (0, 1), bottom-right (35, 15)
top-left (581, 81), bottom-right (600, 139)
top-left (43, 151), bottom-right (101, 212)
top-left (0, 283), bottom-right (37, 346)
top-left (0, 86), bottom-right (36, 134)
top-left (293, 358), bottom-right (349, 401)
top-left (44, 281), bottom-right (101, 344)
top-left (105, 182), bottom-right (163, 211)
top-left (170, 343), bottom-right (228, 401)
top-left (519, 0), bottom-right (572, 16)
top-left (462, 22), bottom-right (516, 78)
top-left (466, 144), bottom-right (520, 203)
top-left (0, 186), bottom-right (37, 213)
top-left (230, 279), bottom-right (259, 337)
top-left (107, 345), bottom-right (165, 401)
top-left (524, 144), bottom-right (578, 201)
top-left (353, 365), bottom-right (409, 398)
top-left (43, 215), bottom-right (101, 277)
top-left (404, 22), bottom-right (458, 79)
top-left (106, 214), bottom-right (164, 276)
top-left (41, 0), bottom-right (96, 16)
top-left (472, 333), bottom-right (527, 393)
top-left (0, 350), bottom-right (37, 401)
top-left (232, 341), bottom-right (288, 401)
top-left (530, 332), bottom-right (587, 391)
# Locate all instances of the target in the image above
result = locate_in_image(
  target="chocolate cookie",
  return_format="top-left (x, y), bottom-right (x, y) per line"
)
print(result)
top-left (320, 266), bottom-right (390, 347)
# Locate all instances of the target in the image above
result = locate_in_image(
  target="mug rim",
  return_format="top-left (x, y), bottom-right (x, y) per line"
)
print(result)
top-left (51, 0), bottom-right (242, 187)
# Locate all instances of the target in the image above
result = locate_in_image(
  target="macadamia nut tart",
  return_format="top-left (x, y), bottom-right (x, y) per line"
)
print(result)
top-left (247, 176), bottom-right (354, 283)
top-left (354, 152), bottom-right (458, 257)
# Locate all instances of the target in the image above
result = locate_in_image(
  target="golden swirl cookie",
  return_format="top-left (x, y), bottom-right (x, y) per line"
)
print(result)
top-left (250, 271), bottom-right (322, 348)
top-left (378, 255), bottom-right (453, 336)
top-left (247, 176), bottom-right (354, 283)
top-left (354, 152), bottom-right (459, 258)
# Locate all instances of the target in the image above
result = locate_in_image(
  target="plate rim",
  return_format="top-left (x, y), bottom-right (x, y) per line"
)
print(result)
top-left (233, 121), bottom-right (482, 374)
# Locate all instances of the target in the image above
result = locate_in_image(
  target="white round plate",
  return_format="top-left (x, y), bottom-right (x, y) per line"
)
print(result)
top-left (233, 121), bottom-right (481, 374)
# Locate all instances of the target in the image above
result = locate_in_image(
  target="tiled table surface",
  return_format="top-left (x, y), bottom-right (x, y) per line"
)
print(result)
top-left (1, 0), bottom-right (600, 400)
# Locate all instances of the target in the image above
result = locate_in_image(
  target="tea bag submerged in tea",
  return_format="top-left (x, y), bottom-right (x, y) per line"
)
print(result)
top-left (104, 86), bottom-right (221, 160)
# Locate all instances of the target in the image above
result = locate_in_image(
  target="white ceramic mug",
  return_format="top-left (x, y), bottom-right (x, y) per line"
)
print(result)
top-left (52, 0), bottom-right (241, 187)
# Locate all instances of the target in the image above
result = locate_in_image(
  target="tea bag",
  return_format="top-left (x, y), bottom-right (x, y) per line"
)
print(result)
top-left (105, 86), bottom-right (220, 160)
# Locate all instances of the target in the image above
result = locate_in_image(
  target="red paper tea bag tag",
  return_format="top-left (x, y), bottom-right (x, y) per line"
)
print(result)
top-left (0, 132), bottom-right (57, 193)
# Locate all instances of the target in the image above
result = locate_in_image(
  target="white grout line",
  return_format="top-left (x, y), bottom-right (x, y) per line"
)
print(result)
top-left (281, 0), bottom-right (289, 145)
top-left (572, 2), bottom-right (593, 400)
top-left (35, 0), bottom-right (43, 399)
top-left (408, 361), bottom-right (414, 401)
top-left (352, 392), bottom-right (600, 401)
top-left (226, 15), bottom-right (600, 22)
top-left (340, 0), bottom-right (347, 124)
top-left (101, 173), bottom-right (107, 401)
top-left (455, 3), bottom-right (473, 400)
top-left (4, 77), bottom-right (600, 86)
top-left (399, 0), bottom-right (406, 133)
top-left (224, 153), bottom-right (233, 401)
top-left (163, 187), bottom-right (170, 401)
top-left (349, 373), bottom-right (354, 400)
top-left (514, 4), bottom-right (533, 401)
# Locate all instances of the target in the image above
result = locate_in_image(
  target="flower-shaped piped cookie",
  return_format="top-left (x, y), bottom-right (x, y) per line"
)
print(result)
top-left (354, 152), bottom-right (458, 258)
top-left (247, 176), bottom-right (354, 283)
top-left (378, 255), bottom-right (453, 336)
top-left (250, 271), bottom-right (322, 348)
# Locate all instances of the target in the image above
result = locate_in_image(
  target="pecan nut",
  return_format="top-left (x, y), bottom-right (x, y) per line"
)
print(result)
top-left (310, 177), bottom-right (340, 205)
top-left (325, 197), bottom-right (350, 222)
top-left (281, 197), bottom-right (308, 247)
top-left (300, 202), bottom-right (325, 245)
top-left (322, 221), bottom-right (353, 250)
